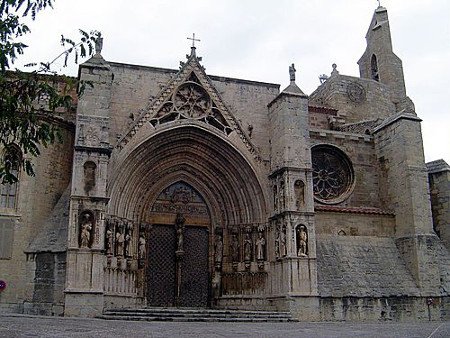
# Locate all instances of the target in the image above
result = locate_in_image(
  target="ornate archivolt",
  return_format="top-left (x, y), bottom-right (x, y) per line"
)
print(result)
top-left (108, 126), bottom-right (267, 228)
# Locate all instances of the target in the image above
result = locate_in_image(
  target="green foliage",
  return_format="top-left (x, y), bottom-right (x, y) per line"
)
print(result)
top-left (0, 0), bottom-right (100, 184)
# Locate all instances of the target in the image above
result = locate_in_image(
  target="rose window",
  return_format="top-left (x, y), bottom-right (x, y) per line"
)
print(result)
top-left (312, 145), bottom-right (354, 204)
top-left (174, 82), bottom-right (211, 118)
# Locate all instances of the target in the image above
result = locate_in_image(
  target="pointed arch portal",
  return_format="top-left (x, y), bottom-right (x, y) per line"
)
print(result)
top-left (108, 125), bottom-right (267, 307)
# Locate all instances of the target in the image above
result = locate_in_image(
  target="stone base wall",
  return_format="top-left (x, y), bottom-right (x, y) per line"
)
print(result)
top-left (64, 292), bottom-right (103, 317)
top-left (318, 296), bottom-right (449, 321)
top-left (103, 295), bottom-right (145, 310)
top-left (216, 296), bottom-right (275, 311)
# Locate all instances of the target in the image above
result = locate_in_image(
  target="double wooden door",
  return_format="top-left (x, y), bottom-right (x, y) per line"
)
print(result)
top-left (146, 224), bottom-right (209, 307)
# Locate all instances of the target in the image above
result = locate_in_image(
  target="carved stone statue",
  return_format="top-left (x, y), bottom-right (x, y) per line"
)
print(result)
top-left (175, 213), bottom-right (185, 252)
top-left (116, 229), bottom-right (125, 256)
top-left (289, 63), bottom-right (296, 82)
top-left (138, 235), bottom-right (146, 260)
top-left (256, 232), bottom-right (266, 260)
top-left (214, 235), bottom-right (223, 265)
top-left (125, 232), bottom-right (132, 257)
top-left (297, 225), bottom-right (308, 257)
top-left (244, 233), bottom-right (252, 261)
top-left (105, 226), bottom-right (113, 255)
top-left (230, 233), bottom-right (239, 262)
top-left (95, 33), bottom-right (103, 54)
top-left (80, 212), bottom-right (93, 248)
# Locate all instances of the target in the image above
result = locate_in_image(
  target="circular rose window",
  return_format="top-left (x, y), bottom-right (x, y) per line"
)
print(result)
top-left (311, 145), bottom-right (355, 204)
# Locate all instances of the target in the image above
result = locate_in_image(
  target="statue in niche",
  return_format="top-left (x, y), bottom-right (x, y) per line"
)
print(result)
top-left (280, 224), bottom-right (287, 257)
top-left (255, 232), bottom-right (266, 261)
top-left (124, 222), bottom-right (133, 257)
top-left (294, 180), bottom-right (305, 210)
top-left (296, 225), bottom-right (308, 257)
top-left (244, 233), bottom-right (252, 261)
top-left (125, 232), bottom-right (132, 257)
top-left (79, 212), bottom-right (94, 248)
top-left (105, 225), bottom-right (114, 255)
top-left (214, 234), bottom-right (223, 266)
top-left (83, 161), bottom-right (96, 195)
top-left (138, 235), bottom-right (146, 260)
top-left (115, 227), bottom-right (125, 256)
top-left (175, 213), bottom-right (185, 252)
top-left (230, 233), bottom-right (239, 262)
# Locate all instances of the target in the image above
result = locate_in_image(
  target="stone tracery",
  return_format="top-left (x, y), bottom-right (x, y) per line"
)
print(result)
top-left (312, 145), bottom-right (354, 204)
top-left (149, 74), bottom-right (232, 135)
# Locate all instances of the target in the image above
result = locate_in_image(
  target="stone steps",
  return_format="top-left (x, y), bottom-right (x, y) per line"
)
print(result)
top-left (99, 307), bottom-right (296, 322)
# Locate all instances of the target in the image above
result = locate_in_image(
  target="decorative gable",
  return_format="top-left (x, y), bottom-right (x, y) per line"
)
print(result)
top-left (149, 72), bottom-right (232, 136)
top-left (116, 48), bottom-right (259, 160)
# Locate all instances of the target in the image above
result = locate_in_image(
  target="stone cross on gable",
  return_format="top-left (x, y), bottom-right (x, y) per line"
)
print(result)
top-left (187, 33), bottom-right (200, 48)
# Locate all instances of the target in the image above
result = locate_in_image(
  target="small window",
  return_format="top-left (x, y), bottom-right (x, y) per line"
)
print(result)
top-left (371, 54), bottom-right (379, 82)
top-left (0, 173), bottom-right (18, 209)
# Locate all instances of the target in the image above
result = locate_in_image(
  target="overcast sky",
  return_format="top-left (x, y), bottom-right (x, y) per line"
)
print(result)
top-left (16, 0), bottom-right (450, 164)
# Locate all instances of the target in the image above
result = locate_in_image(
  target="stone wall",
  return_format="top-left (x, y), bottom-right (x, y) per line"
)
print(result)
top-left (309, 74), bottom-right (395, 124)
top-left (106, 62), bottom-right (279, 161)
top-left (427, 160), bottom-right (450, 251)
top-left (0, 123), bottom-right (74, 313)
top-left (315, 211), bottom-right (395, 237)
top-left (310, 131), bottom-right (380, 208)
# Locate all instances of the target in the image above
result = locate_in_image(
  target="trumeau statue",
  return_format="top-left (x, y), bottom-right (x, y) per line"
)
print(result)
top-left (175, 213), bottom-right (186, 252)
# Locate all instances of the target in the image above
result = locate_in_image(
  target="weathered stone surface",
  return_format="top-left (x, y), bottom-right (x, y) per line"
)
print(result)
top-left (1, 6), bottom-right (449, 322)
top-left (316, 235), bottom-right (420, 298)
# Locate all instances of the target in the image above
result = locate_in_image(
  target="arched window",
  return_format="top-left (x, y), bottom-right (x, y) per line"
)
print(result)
top-left (1, 145), bottom-right (21, 209)
top-left (371, 54), bottom-right (379, 81)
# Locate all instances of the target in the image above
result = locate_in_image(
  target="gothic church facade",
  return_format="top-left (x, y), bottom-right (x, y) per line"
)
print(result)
top-left (0, 6), bottom-right (449, 321)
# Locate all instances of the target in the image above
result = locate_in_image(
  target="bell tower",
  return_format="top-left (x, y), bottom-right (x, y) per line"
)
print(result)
top-left (358, 6), bottom-right (407, 106)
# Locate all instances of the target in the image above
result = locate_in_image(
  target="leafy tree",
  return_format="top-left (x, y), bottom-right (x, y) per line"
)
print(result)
top-left (0, 0), bottom-right (99, 184)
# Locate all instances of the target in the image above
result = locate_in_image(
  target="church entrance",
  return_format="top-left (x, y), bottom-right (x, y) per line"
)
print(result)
top-left (144, 182), bottom-right (211, 307)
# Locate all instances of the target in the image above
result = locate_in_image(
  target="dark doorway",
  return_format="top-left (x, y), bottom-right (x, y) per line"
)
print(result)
top-left (146, 224), bottom-right (209, 307)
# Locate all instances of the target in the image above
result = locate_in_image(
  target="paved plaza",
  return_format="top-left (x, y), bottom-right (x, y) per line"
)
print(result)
top-left (0, 314), bottom-right (449, 338)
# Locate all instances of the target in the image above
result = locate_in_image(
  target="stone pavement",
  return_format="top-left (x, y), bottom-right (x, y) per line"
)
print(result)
top-left (0, 314), bottom-right (449, 338)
